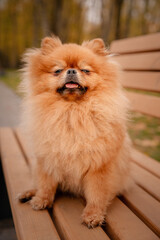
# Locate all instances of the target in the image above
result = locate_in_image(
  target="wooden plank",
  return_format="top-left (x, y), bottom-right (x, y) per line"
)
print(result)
top-left (122, 71), bottom-right (160, 92)
top-left (126, 91), bottom-right (160, 118)
top-left (121, 184), bottom-right (160, 237)
top-left (0, 128), bottom-right (60, 240)
top-left (53, 196), bottom-right (110, 240)
top-left (53, 196), bottom-right (159, 240)
top-left (131, 149), bottom-right (160, 178)
top-left (110, 33), bottom-right (160, 54)
top-left (131, 162), bottom-right (160, 201)
top-left (111, 52), bottom-right (160, 71)
top-left (105, 198), bottom-right (159, 240)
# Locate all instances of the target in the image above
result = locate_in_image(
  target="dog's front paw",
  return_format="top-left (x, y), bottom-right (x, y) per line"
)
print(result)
top-left (82, 205), bottom-right (105, 228)
top-left (18, 189), bottom-right (36, 203)
top-left (30, 196), bottom-right (53, 210)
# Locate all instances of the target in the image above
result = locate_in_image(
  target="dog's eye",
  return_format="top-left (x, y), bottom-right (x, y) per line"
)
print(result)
top-left (54, 69), bottom-right (63, 74)
top-left (81, 69), bottom-right (90, 73)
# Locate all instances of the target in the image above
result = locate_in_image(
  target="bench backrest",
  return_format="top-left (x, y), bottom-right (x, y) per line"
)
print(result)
top-left (110, 33), bottom-right (160, 118)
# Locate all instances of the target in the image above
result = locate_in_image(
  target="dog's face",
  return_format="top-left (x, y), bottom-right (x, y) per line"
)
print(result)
top-left (23, 37), bottom-right (118, 101)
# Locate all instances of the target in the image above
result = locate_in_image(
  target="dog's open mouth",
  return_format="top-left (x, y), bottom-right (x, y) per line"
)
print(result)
top-left (57, 81), bottom-right (87, 94)
top-left (65, 82), bottom-right (80, 89)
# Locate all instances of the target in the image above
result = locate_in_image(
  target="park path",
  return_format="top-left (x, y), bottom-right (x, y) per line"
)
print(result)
top-left (0, 81), bottom-right (21, 127)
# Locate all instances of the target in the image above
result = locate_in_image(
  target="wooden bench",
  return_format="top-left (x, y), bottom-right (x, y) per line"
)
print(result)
top-left (0, 33), bottom-right (160, 240)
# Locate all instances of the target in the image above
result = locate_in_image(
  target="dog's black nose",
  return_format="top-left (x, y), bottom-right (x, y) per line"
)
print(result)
top-left (67, 69), bottom-right (77, 75)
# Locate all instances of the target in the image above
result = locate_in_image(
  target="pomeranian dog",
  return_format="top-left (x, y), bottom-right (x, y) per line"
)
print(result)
top-left (19, 36), bottom-right (132, 228)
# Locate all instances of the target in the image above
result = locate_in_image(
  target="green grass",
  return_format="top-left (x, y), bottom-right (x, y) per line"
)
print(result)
top-left (128, 112), bottom-right (160, 162)
top-left (1, 70), bottom-right (160, 162)
top-left (126, 88), bottom-right (160, 97)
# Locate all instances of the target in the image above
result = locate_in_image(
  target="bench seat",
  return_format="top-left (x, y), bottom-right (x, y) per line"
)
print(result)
top-left (0, 127), bottom-right (160, 240)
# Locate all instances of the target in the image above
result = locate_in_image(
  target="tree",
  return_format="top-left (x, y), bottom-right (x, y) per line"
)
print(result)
top-left (114, 0), bottom-right (124, 39)
top-left (50, 0), bottom-right (63, 36)
top-left (124, 0), bottom-right (133, 38)
top-left (101, 0), bottom-right (114, 42)
top-left (141, 0), bottom-right (149, 34)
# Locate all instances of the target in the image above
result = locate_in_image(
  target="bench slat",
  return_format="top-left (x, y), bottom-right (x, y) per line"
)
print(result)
top-left (111, 52), bottom-right (160, 70)
top-left (126, 91), bottom-right (160, 118)
top-left (53, 196), bottom-right (110, 240)
top-left (122, 71), bottom-right (160, 92)
top-left (106, 198), bottom-right (159, 240)
top-left (113, 51), bottom-right (160, 70)
top-left (131, 149), bottom-right (160, 178)
top-left (122, 184), bottom-right (160, 237)
top-left (131, 163), bottom-right (160, 201)
top-left (53, 195), bottom-right (159, 240)
top-left (110, 33), bottom-right (160, 54)
top-left (0, 128), bottom-right (61, 240)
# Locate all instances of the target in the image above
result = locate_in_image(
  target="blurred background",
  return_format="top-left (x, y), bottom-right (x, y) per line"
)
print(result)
top-left (0, 1), bottom-right (160, 239)
top-left (0, 0), bottom-right (160, 69)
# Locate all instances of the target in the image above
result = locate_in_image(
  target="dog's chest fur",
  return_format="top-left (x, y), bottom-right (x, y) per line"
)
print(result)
top-left (30, 98), bottom-right (122, 192)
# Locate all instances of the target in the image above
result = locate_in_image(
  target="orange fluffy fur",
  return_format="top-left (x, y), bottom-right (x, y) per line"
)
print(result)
top-left (19, 37), bottom-right (132, 228)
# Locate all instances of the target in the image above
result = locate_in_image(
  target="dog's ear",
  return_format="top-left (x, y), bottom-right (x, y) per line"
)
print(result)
top-left (41, 36), bottom-right (62, 55)
top-left (82, 38), bottom-right (108, 56)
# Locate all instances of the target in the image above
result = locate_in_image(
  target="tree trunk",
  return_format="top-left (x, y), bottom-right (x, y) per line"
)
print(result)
top-left (39, 0), bottom-right (50, 37)
top-left (124, 0), bottom-right (133, 38)
top-left (50, 0), bottom-right (63, 36)
top-left (101, 0), bottom-right (114, 42)
top-left (32, 0), bottom-right (40, 46)
top-left (114, 0), bottom-right (124, 39)
top-left (141, 0), bottom-right (149, 34)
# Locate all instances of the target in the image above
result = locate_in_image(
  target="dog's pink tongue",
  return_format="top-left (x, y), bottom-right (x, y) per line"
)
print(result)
top-left (65, 83), bottom-right (78, 89)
